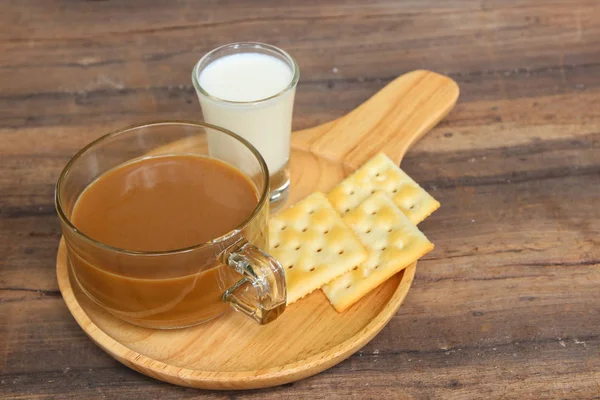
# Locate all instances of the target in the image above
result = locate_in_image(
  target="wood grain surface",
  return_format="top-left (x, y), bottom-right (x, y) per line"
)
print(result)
top-left (1, 0), bottom-right (599, 399)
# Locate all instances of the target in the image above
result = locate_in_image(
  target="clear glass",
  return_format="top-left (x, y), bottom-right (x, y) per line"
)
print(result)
top-left (55, 121), bottom-right (286, 329)
top-left (192, 42), bottom-right (300, 211)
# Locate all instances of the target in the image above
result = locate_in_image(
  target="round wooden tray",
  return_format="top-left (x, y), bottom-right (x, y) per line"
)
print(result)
top-left (56, 70), bottom-right (459, 390)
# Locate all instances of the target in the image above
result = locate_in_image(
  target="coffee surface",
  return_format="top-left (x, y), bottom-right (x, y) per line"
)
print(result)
top-left (72, 154), bottom-right (259, 252)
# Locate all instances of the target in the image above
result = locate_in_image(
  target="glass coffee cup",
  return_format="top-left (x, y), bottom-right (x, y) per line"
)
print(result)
top-left (55, 121), bottom-right (287, 329)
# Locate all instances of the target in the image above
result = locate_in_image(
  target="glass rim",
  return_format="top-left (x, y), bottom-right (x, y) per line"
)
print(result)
top-left (192, 41), bottom-right (300, 106)
top-left (55, 120), bottom-right (271, 256)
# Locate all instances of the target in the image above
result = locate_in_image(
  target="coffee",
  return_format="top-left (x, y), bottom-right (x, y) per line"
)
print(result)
top-left (68, 154), bottom-right (264, 328)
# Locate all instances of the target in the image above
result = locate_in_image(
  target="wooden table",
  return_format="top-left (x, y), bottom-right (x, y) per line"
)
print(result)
top-left (1, 1), bottom-right (599, 398)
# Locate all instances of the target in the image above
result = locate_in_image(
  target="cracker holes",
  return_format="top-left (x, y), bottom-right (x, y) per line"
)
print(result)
top-left (371, 210), bottom-right (377, 215)
top-left (274, 243), bottom-right (280, 249)
top-left (309, 267), bottom-right (315, 272)
top-left (392, 188), bottom-right (398, 194)
top-left (295, 245), bottom-right (301, 251)
top-left (288, 264), bottom-right (294, 269)
top-left (301, 227), bottom-right (308, 232)
top-left (374, 264), bottom-right (380, 269)
top-left (324, 229), bottom-right (330, 235)
top-left (370, 190), bottom-right (376, 194)
top-left (387, 228), bottom-right (393, 233)
top-left (366, 229), bottom-right (372, 234)
top-left (316, 248), bottom-right (322, 253)
top-left (346, 284), bottom-right (352, 289)
top-left (352, 266), bottom-right (359, 271)
top-left (308, 209), bottom-right (316, 215)
top-left (338, 250), bottom-right (345, 255)
top-left (409, 204), bottom-right (415, 210)
top-left (281, 225), bottom-right (287, 231)
top-left (381, 246), bottom-right (387, 252)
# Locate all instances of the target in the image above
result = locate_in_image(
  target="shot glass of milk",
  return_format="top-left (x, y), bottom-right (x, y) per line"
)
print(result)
top-left (192, 42), bottom-right (299, 209)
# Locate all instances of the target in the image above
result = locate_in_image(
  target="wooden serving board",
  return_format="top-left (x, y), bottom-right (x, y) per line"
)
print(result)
top-left (56, 70), bottom-right (459, 390)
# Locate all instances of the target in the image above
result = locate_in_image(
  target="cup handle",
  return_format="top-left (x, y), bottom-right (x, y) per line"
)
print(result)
top-left (222, 241), bottom-right (286, 324)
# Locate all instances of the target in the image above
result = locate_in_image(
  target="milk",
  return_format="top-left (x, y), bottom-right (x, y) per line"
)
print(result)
top-left (197, 53), bottom-right (295, 177)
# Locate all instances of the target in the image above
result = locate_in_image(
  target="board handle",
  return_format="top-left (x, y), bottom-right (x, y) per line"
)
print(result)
top-left (292, 70), bottom-right (459, 168)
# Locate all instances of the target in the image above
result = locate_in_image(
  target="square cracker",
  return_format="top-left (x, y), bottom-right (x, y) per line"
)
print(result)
top-left (327, 152), bottom-right (440, 224)
top-left (269, 192), bottom-right (368, 305)
top-left (322, 192), bottom-right (434, 312)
